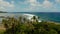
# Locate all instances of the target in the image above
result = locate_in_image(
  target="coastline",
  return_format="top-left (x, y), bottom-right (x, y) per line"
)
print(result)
top-left (45, 21), bottom-right (60, 25)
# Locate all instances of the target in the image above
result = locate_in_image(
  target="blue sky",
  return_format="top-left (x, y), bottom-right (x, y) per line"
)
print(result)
top-left (0, 0), bottom-right (60, 12)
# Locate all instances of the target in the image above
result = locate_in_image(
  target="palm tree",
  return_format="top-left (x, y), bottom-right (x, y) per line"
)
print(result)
top-left (32, 16), bottom-right (39, 22)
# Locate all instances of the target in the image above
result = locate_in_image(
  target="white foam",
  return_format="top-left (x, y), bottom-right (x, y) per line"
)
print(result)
top-left (22, 14), bottom-right (42, 22)
top-left (23, 14), bottom-right (35, 17)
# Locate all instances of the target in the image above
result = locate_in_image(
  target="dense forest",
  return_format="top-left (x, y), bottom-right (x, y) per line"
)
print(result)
top-left (0, 16), bottom-right (60, 34)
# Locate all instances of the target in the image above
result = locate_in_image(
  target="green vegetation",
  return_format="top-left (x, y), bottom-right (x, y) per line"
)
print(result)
top-left (0, 16), bottom-right (60, 34)
top-left (0, 29), bottom-right (5, 34)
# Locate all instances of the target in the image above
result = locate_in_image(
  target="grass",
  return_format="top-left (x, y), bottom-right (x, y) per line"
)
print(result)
top-left (0, 29), bottom-right (5, 34)
top-left (0, 24), bottom-right (5, 34)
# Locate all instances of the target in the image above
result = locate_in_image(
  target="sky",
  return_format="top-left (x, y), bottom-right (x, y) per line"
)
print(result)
top-left (0, 0), bottom-right (60, 12)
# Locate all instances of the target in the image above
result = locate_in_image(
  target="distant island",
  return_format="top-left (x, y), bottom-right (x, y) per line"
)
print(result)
top-left (0, 11), bottom-right (7, 13)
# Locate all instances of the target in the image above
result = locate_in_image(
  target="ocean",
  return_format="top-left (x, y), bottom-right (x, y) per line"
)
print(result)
top-left (0, 12), bottom-right (60, 23)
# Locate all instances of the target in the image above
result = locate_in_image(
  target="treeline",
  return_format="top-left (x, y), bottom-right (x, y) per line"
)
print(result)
top-left (0, 11), bottom-right (7, 13)
top-left (2, 16), bottom-right (60, 34)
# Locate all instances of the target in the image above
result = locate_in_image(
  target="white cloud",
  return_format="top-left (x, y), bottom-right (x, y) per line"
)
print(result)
top-left (11, 1), bottom-right (14, 4)
top-left (22, 0), bottom-right (54, 11)
top-left (0, 0), bottom-right (14, 11)
top-left (0, 7), bottom-right (6, 11)
top-left (42, 0), bottom-right (53, 8)
top-left (0, 0), bottom-right (3, 1)
top-left (13, 0), bottom-right (59, 12)
top-left (19, 0), bottom-right (53, 8)
top-left (27, 0), bottom-right (53, 7)
top-left (55, 0), bottom-right (60, 3)
top-left (29, 0), bottom-right (42, 6)
top-left (29, 0), bottom-right (36, 3)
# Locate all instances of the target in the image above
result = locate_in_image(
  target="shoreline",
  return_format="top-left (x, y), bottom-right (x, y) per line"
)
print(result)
top-left (46, 21), bottom-right (60, 25)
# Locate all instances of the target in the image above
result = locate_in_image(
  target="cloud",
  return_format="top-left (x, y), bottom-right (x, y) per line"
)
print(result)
top-left (42, 0), bottom-right (53, 8)
top-left (23, 0), bottom-right (60, 12)
top-left (55, 0), bottom-right (60, 3)
top-left (0, 0), bottom-right (14, 11)
top-left (0, 7), bottom-right (6, 11)
top-left (21, 0), bottom-right (54, 12)
top-left (0, 0), bottom-right (59, 12)
top-left (28, 0), bottom-right (42, 7)
top-left (29, 0), bottom-right (53, 8)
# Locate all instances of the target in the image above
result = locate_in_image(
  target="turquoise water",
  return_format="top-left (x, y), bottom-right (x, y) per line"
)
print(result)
top-left (31, 12), bottom-right (60, 22)
top-left (0, 12), bottom-right (60, 22)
